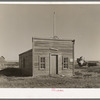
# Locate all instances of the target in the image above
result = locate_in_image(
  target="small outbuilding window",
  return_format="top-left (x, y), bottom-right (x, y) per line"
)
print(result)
top-left (63, 57), bottom-right (68, 69)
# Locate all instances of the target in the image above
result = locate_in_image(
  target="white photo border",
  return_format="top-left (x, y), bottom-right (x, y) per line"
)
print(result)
top-left (0, 2), bottom-right (100, 98)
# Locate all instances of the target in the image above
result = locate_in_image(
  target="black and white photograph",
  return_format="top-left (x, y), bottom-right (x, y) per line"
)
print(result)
top-left (0, 3), bottom-right (100, 89)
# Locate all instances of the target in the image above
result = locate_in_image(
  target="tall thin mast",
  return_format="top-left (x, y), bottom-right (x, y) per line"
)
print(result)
top-left (53, 12), bottom-right (56, 38)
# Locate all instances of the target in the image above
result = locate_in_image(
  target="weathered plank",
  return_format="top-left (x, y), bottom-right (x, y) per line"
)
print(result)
top-left (34, 40), bottom-right (73, 48)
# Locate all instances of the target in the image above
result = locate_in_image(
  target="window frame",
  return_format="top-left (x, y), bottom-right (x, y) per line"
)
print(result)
top-left (62, 56), bottom-right (69, 69)
top-left (38, 56), bottom-right (46, 70)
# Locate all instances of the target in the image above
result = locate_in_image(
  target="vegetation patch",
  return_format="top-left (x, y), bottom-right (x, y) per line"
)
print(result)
top-left (86, 66), bottom-right (100, 73)
top-left (0, 68), bottom-right (28, 77)
top-left (0, 65), bottom-right (100, 88)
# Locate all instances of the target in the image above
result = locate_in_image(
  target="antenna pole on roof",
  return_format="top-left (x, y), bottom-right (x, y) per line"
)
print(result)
top-left (53, 11), bottom-right (56, 39)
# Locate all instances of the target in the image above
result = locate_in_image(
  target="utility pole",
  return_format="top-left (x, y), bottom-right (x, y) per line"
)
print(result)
top-left (72, 40), bottom-right (75, 76)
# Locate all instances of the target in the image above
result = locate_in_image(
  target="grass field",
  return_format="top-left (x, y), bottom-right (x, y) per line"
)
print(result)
top-left (0, 65), bottom-right (100, 88)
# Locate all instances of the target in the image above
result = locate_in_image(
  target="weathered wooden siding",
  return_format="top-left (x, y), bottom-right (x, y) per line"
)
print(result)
top-left (32, 38), bottom-right (74, 77)
top-left (19, 49), bottom-right (32, 76)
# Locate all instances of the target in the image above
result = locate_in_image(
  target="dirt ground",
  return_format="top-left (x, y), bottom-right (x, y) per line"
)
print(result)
top-left (0, 65), bottom-right (100, 88)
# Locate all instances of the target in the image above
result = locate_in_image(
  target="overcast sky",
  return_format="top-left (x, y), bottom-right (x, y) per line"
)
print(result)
top-left (0, 4), bottom-right (100, 61)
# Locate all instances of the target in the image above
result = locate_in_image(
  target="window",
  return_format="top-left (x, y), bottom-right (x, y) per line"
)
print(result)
top-left (63, 57), bottom-right (68, 69)
top-left (40, 57), bottom-right (45, 68)
top-left (39, 56), bottom-right (46, 69)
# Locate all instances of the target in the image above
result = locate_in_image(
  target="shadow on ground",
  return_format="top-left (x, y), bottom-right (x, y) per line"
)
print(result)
top-left (0, 68), bottom-right (28, 77)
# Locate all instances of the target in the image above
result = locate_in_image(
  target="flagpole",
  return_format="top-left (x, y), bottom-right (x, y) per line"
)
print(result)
top-left (53, 12), bottom-right (55, 38)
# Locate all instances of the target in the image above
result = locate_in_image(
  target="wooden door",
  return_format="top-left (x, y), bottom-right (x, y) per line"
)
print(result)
top-left (50, 55), bottom-right (58, 75)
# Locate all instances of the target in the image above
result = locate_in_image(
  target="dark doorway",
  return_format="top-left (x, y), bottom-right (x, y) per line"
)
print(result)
top-left (56, 55), bottom-right (58, 74)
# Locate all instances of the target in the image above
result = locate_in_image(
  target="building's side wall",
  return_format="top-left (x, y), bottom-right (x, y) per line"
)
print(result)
top-left (19, 50), bottom-right (32, 76)
top-left (32, 38), bottom-right (74, 77)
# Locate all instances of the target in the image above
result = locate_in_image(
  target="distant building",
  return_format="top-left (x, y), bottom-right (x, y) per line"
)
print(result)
top-left (5, 61), bottom-right (19, 68)
top-left (19, 38), bottom-right (75, 77)
top-left (0, 56), bottom-right (19, 69)
top-left (0, 56), bottom-right (6, 69)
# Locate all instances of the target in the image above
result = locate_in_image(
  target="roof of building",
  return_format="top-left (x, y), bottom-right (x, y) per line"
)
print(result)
top-left (32, 37), bottom-right (75, 42)
top-left (19, 49), bottom-right (32, 56)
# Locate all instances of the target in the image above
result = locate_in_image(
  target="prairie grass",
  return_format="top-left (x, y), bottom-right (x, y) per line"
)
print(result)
top-left (0, 75), bottom-right (100, 88)
top-left (87, 66), bottom-right (100, 73)
top-left (0, 66), bottom-right (100, 88)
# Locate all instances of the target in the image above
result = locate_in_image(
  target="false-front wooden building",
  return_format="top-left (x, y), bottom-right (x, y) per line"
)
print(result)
top-left (19, 38), bottom-right (75, 77)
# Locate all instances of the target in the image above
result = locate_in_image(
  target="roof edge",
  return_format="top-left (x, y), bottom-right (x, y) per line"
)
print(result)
top-left (32, 37), bottom-right (75, 42)
top-left (19, 49), bottom-right (32, 56)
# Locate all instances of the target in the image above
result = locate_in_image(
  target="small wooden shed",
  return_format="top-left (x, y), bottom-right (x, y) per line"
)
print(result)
top-left (19, 37), bottom-right (75, 77)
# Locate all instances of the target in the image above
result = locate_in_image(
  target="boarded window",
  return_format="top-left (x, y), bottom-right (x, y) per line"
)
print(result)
top-left (38, 56), bottom-right (46, 70)
top-left (62, 57), bottom-right (68, 69)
